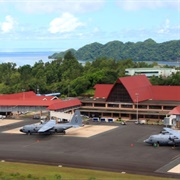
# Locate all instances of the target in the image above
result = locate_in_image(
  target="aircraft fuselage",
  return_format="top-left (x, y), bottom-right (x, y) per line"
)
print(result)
top-left (20, 123), bottom-right (73, 135)
top-left (144, 134), bottom-right (180, 146)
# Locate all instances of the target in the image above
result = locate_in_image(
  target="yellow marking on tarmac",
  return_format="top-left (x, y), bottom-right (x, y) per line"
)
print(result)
top-left (0, 120), bottom-right (23, 126)
top-left (168, 164), bottom-right (180, 173)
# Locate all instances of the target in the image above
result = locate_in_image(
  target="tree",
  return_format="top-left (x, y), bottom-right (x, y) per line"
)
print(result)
top-left (70, 76), bottom-right (91, 96)
top-left (64, 50), bottom-right (76, 60)
top-left (0, 62), bottom-right (17, 85)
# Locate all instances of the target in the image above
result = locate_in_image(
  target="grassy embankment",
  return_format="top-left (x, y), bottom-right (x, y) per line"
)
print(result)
top-left (0, 161), bottom-right (174, 180)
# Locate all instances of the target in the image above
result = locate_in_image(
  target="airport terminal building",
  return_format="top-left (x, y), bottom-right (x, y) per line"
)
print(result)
top-left (79, 75), bottom-right (180, 122)
top-left (0, 75), bottom-right (179, 123)
top-left (0, 91), bottom-right (81, 118)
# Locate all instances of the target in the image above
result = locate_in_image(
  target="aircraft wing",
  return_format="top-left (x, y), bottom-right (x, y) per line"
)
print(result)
top-left (164, 128), bottom-right (180, 139)
top-left (38, 120), bottom-right (56, 133)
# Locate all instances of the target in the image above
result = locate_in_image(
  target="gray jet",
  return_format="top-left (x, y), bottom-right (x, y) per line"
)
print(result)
top-left (144, 127), bottom-right (180, 146)
top-left (20, 110), bottom-right (82, 135)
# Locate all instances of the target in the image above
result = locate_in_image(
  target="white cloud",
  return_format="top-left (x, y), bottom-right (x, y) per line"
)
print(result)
top-left (0, 15), bottom-right (16, 33)
top-left (48, 13), bottom-right (85, 33)
top-left (93, 27), bottom-right (100, 33)
top-left (116, 0), bottom-right (179, 10)
top-left (158, 18), bottom-right (170, 34)
top-left (14, 0), bottom-right (105, 14)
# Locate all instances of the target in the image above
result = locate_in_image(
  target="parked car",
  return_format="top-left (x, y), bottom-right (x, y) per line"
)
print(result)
top-left (40, 116), bottom-right (47, 120)
top-left (33, 115), bottom-right (40, 119)
top-left (0, 115), bottom-right (6, 119)
top-left (135, 120), bottom-right (146, 125)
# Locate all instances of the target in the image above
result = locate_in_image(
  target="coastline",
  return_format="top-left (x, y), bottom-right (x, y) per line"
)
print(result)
top-left (0, 51), bottom-right (179, 67)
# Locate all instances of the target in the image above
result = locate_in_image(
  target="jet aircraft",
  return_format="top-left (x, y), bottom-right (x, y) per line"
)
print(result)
top-left (144, 127), bottom-right (180, 146)
top-left (20, 110), bottom-right (82, 135)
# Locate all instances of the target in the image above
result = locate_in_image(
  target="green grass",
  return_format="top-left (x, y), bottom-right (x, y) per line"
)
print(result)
top-left (0, 161), bottom-right (174, 180)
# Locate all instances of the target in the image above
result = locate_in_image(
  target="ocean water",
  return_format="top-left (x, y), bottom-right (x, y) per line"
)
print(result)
top-left (143, 61), bottom-right (180, 67)
top-left (0, 49), bottom-right (179, 67)
top-left (0, 50), bottom-right (57, 67)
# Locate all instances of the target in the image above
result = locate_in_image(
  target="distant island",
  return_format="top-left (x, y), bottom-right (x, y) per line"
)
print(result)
top-left (49, 38), bottom-right (180, 62)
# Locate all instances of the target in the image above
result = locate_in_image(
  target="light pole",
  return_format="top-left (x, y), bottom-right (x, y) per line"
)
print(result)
top-left (135, 93), bottom-right (139, 123)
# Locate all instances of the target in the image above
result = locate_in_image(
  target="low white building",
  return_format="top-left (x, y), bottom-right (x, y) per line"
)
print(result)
top-left (164, 106), bottom-right (180, 129)
top-left (125, 68), bottom-right (179, 78)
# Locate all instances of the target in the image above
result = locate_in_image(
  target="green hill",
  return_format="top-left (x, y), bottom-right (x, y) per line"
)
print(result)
top-left (49, 39), bottom-right (180, 62)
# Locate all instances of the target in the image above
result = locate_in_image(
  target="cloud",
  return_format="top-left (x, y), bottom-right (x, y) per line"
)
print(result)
top-left (157, 18), bottom-right (179, 39)
top-left (116, 0), bottom-right (179, 10)
top-left (158, 18), bottom-right (170, 34)
top-left (0, 15), bottom-right (16, 33)
top-left (14, 0), bottom-right (105, 14)
top-left (48, 13), bottom-right (85, 33)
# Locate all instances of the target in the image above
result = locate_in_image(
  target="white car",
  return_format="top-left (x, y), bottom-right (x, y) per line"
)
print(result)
top-left (0, 115), bottom-right (6, 119)
top-left (135, 120), bottom-right (146, 125)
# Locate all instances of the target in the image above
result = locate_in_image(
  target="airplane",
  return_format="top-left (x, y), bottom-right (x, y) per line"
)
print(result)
top-left (144, 127), bottom-right (180, 147)
top-left (20, 110), bottom-right (82, 135)
top-left (164, 127), bottom-right (180, 145)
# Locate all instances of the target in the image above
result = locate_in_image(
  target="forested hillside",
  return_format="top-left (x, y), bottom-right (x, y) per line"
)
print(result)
top-left (0, 51), bottom-right (179, 96)
top-left (49, 39), bottom-right (180, 62)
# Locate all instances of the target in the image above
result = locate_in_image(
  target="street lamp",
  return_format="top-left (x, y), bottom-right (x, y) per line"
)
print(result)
top-left (135, 93), bottom-right (139, 123)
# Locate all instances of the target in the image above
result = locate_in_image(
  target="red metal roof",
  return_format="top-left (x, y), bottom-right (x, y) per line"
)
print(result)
top-left (0, 91), bottom-right (61, 107)
top-left (94, 84), bottom-right (113, 98)
top-left (0, 91), bottom-right (36, 100)
top-left (115, 75), bottom-right (152, 102)
top-left (0, 91), bottom-right (57, 101)
top-left (0, 99), bottom-right (61, 106)
top-left (47, 98), bottom-right (81, 110)
top-left (168, 106), bottom-right (180, 115)
top-left (0, 91), bottom-right (81, 110)
top-left (93, 75), bottom-right (180, 102)
top-left (151, 86), bottom-right (180, 101)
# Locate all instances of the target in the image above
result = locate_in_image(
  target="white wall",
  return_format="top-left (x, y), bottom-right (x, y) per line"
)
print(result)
top-left (50, 111), bottom-right (73, 120)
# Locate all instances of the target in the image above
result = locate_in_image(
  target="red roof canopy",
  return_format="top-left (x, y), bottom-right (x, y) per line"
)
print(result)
top-left (0, 91), bottom-right (36, 100)
top-left (115, 75), bottom-right (152, 102)
top-left (0, 91), bottom-right (81, 111)
top-left (94, 84), bottom-right (113, 99)
top-left (0, 91), bottom-right (61, 107)
top-left (93, 75), bottom-right (180, 102)
top-left (151, 86), bottom-right (180, 101)
top-left (168, 106), bottom-right (180, 115)
top-left (47, 98), bottom-right (81, 110)
top-left (0, 99), bottom-right (60, 106)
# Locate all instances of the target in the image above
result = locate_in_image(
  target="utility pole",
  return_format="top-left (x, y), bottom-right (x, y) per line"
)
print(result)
top-left (37, 85), bottom-right (39, 95)
top-left (135, 93), bottom-right (139, 123)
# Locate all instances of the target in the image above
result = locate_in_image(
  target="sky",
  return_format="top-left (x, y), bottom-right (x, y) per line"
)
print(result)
top-left (0, 0), bottom-right (179, 51)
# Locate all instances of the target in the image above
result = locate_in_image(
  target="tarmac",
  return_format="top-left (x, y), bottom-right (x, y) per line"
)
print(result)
top-left (0, 118), bottom-right (180, 179)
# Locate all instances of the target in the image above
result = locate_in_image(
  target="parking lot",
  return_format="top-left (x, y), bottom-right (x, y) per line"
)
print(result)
top-left (0, 119), bottom-right (179, 178)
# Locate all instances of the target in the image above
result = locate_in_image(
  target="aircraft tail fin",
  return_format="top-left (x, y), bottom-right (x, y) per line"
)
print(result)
top-left (70, 110), bottom-right (83, 127)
